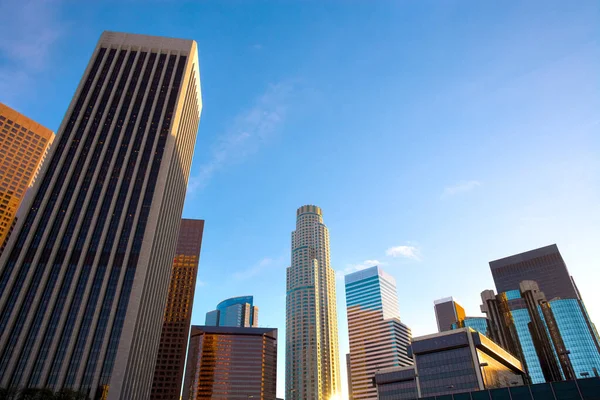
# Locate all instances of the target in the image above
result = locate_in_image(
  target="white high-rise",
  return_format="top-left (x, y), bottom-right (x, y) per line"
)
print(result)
top-left (345, 266), bottom-right (412, 399)
top-left (0, 31), bottom-right (201, 399)
top-left (286, 205), bottom-right (341, 399)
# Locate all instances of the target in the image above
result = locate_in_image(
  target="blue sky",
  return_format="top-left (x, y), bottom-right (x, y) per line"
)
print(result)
top-left (2, 1), bottom-right (599, 398)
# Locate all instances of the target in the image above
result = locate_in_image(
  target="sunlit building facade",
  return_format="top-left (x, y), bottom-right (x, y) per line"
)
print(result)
top-left (0, 31), bottom-right (202, 399)
top-left (0, 103), bottom-right (54, 255)
top-left (374, 328), bottom-right (525, 399)
top-left (151, 219), bottom-right (204, 400)
top-left (286, 205), bottom-right (341, 399)
top-left (182, 326), bottom-right (277, 400)
top-left (345, 266), bottom-right (412, 400)
top-left (205, 295), bottom-right (258, 327)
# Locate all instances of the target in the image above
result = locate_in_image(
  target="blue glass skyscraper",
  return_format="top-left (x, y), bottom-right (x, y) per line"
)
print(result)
top-left (345, 266), bottom-right (412, 400)
top-left (482, 284), bottom-right (600, 383)
top-left (451, 316), bottom-right (490, 337)
top-left (204, 296), bottom-right (258, 327)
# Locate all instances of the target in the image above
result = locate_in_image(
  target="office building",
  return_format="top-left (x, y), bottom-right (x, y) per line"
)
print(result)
top-left (434, 297), bottom-right (466, 332)
top-left (286, 205), bottom-right (341, 399)
top-left (374, 328), bottom-right (525, 399)
top-left (490, 244), bottom-right (578, 300)
top-left (451, 316), bottom-right (490, 338)
top-left (346, 354), bottom-right (353, 400)
top-left (0, 103), bottom-right (54, 255)
top-left (345, 266), bottom-right (412, 400)
top-left (376, 375), bottom-right (600, 400)
top-left (151, 219), bottom-right (204, 400)
top-left (0, 31), bottom-right (202, 399)
top-left (204, 295), bottom-right (258, 327)
top-left (481, 282), bottom-right (600, 384)
top-left (182, 326), bottom-right (277, 400)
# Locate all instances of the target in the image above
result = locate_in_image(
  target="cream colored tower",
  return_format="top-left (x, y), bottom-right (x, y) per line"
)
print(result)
top-left (286, 205), bottom-right (341, 399)
top-left (0, 31), bottom-right (201, 400)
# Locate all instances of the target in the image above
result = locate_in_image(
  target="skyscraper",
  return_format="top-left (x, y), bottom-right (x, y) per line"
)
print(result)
top-left (345, 266), bottom-right (412, 400)
top-left (489, 244), bottom-right (578, 300)
top-left (151, 219), bottom-right (204, 400)
top-left (482, 282), bottom-right (600, 383)
top-left (286, 205), bottom-right (341, 399)
top-left (204, 295), bottom-right (259, 327)
top-left (182, 326), bottom-right (277, 400)
top-left (0, 31), bottom-right (202, 400)
top-left (0, 103), bottom-right (54, 255)
top-left (433, 296), bottom-right (466, 332)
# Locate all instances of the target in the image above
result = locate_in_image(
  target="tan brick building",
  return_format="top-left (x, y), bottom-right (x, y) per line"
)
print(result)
top-left (0, 103), bottom-right (54, 254)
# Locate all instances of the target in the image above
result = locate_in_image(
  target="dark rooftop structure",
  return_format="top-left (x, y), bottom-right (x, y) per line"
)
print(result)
top-left (489, 244), bottom-right (578, 301)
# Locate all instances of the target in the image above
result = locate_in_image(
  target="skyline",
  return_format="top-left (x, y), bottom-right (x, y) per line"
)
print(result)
top-left (1, 1), bottom-right (599, 398)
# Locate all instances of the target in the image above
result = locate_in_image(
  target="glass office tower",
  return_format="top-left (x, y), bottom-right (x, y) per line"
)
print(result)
top-left (451, 316), bottom-right (490, 337)
top-left (182, 326), bottom-right (277, 400)
top-left (482, 283), bottom-right (600, 384)
top-left (489, 244), bottom-right (578, 302)
top-left (345, 266), bottom-right (412, 400)
top-left (204, 295), bottom-right (258, 327)
top-left (151, 219), bottom-right (204, 400)
top-left (0, 31), bottom-right (202, 399)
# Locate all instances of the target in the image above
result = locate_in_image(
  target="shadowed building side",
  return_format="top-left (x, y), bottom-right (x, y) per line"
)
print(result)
top-left (151, 219), bottom-right (204, 400)
top-left (0, 31), bottom-right (202, 400)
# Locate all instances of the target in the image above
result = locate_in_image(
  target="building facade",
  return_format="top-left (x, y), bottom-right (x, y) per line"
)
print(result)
top-left (451, 316), bottom-right (490, 338)
top-left (434, 297), bottom-right (466, 332)
top-left (151, 219), bottom-right (204, 400)
top-left (482, 282), bottom-right (600, 384)
top-left (182, 326), bottom-right (277, 400)
top-left (375, 328), bottom-right (525, 399)
top-left (0, 103), bottom-right (54, 255)
top-left (345, 266), bottom-right (412, 400)
top-left (376, 376), bottom-right (600, 400)
top-left (285, 205), bottom-right (341, 399)
top-left (489, 244), bottom-right (578, 300)
top-left (204, 295), bottom-right (258, 327)
top-left (0, 31), bottom-right (202, 400)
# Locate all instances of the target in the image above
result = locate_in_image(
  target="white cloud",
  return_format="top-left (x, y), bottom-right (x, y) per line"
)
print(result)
top-left (187, 82), bottom-right (293, 193)
top-left (0, 0), bottom-right (63, 104)
top-left (196, 279), bottom-right (207, 287)
top-left (385, 245), bottom-right (421, 261)
top-left (441, 180), bottom-right (481, 198)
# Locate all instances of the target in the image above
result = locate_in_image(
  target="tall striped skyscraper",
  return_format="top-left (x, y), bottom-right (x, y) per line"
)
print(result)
top-left (345, 266), bottom-right (412, 400)
top-left (0, 31), bottom-right (202, 400)
top-left (286, 205), bottom-right (341, 399)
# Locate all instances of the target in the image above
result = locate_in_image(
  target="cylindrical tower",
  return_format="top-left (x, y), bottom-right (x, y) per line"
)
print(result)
top-left (286, 205), bottom-right (340, 399)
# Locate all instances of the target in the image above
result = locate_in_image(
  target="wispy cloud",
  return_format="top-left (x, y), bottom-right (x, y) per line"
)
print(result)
top-left (441, 180), bottom-right (481, 198)
top-left (0, 0), bottom-right (63, 104)
top-left (386, 245), bottom-right (421, 261)
top-left (233, 256), bottom-right (284, 280)
top-left (187, 82), bottom-right (293, 193)
top-left (196, 279), bottom-right (207, 287)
